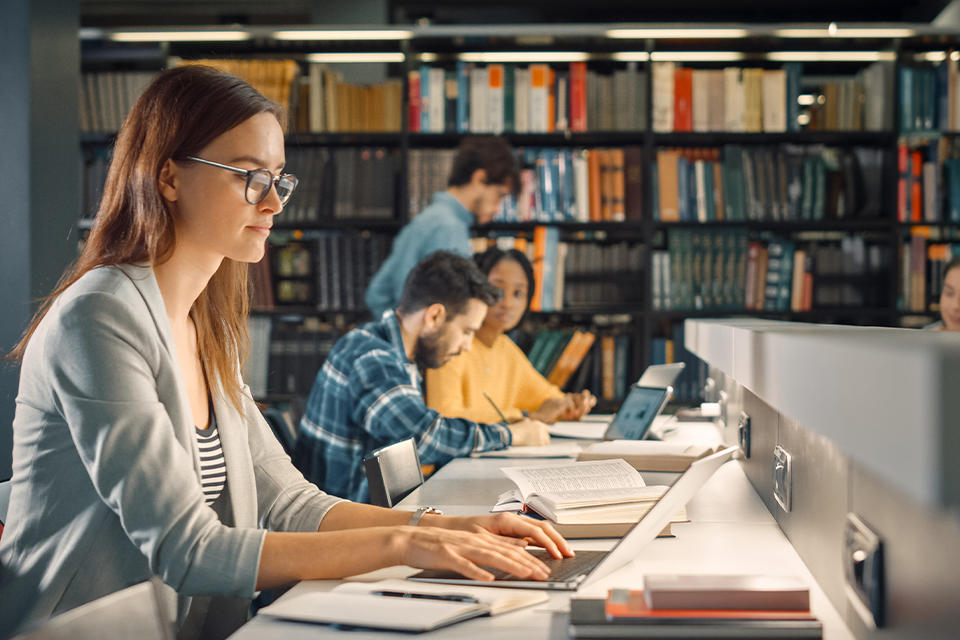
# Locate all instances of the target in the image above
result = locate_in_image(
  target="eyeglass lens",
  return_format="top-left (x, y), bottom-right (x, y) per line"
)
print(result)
top-left (246, 170), bottom-right (298, 205)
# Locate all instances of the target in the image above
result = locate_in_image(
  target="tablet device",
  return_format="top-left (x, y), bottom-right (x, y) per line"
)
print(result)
top-left (602, 385), bottom-right (671, 441)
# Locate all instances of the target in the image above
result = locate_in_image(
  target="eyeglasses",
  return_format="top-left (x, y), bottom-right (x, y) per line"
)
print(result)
top-left (184, 156), bottom-right (299, 205)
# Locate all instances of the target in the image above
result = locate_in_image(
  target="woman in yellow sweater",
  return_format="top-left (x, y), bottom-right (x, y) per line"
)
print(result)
top-left (426, 247), bottom-right (596, 423)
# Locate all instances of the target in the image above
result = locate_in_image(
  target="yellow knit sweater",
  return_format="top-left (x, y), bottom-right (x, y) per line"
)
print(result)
top-left (425, 334), bottom-right (565, 423)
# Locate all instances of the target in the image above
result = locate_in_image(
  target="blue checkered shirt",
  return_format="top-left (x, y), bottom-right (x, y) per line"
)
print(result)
top-left (294, 311), bottom-right (512, 502)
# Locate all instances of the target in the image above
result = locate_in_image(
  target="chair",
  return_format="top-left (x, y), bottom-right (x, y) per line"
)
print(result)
top-left (363, 437), bottom-right (425, 507)
top-left (261, 407), bottom-right (298, 457)
top-left (12, 577), bottom-right (175, 640)
top-left (0, 478), bottom-right (10, 541)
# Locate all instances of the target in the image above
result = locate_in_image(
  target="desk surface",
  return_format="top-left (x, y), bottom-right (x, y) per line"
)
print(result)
top-left (231, 423), bottom-right (852, 640)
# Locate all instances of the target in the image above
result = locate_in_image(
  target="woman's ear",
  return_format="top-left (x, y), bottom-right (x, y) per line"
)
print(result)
top-left (157, 158), bottom-right (179, 203)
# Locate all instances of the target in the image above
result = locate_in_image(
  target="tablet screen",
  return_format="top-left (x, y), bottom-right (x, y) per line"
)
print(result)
top-left (603, 386), bottom-right (670, 440)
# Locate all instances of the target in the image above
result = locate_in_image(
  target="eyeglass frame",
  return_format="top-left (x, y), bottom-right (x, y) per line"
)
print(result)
top-left (183, 156), bottom-right (298, 205)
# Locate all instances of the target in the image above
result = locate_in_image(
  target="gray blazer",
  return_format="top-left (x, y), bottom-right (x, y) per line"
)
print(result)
top-left (0, 264), bottom-right (342, 634)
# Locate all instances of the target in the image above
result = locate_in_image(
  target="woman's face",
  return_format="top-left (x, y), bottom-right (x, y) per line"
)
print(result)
top-left (164, 111), bottom-right (286, 265)
top-left (484, 257), bottom-right (530, 333)
top-left (940, 266), bottom-right (960, 331)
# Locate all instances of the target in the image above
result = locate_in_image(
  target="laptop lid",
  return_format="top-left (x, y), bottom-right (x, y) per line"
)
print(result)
top-left (637, 362), bottom-right (686, 388)
top-left (408, 446), bottom-right (738, 590)
top-left (602, 385), bottom-right (671, 441)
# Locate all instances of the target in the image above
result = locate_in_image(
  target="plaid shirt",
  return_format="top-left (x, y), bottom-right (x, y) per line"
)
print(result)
top-left (294, 311), bottom-right (512, 502)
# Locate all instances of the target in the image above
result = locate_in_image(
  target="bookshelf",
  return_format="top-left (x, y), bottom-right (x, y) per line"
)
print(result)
top-left (77, 22), bottom-right (960, 413)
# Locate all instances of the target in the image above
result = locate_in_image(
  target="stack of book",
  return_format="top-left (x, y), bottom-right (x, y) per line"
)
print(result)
top-left (570, 575), bottom-right (821, 638)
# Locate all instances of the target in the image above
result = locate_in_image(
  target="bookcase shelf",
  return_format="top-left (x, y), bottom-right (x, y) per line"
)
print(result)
top-left (76, 22), bottom-right (960, 414)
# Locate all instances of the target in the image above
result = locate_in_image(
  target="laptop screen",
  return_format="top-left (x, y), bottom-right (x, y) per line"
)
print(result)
top-left (603, 385), bottom-right (670, 440)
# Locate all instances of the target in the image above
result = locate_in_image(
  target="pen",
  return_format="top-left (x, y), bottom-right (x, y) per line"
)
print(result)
top-left (482, 391), bottom-right (509, 423)
top-left (371, 590), bottom-right (479, 603)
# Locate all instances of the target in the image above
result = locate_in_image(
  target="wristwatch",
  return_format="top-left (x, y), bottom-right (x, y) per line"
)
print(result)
top-left (408, 506), bottom-right (443, 526)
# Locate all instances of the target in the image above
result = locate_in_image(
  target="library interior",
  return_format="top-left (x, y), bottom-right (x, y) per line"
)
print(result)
top-left (2, 0), bottom-right (959, 639)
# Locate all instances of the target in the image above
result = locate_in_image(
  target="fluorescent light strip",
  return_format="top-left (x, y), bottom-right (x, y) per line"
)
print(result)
top-left (917, 51), bottom-right (947, 62)
top-left (766, 51), bottom-right (896, 62)
top-left (607, 28), bottom-right (749, 39)
top-left (306, 52), bottom-right (405, 63)
top-left (650, 51), bottom-right (746, 62)
top-left (273, 29), bottom-right (412, 41)
top-left (109, 30), bottom-right (251, 42)
top-left (773, 27), bottom-right (916, 38)
top-left (611, 52), bottom-right (651, 62)
top-left (418, 53), bottom-right (439, 63)
top-left (798, 94), bottom-right (816, 106)
top-left (458, 51), bottom-right (590, 63)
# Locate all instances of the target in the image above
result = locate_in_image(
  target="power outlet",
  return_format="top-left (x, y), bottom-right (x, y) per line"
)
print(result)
top-left (737, 412), bottom-right (751, 458)
top-left (844, 513), bottom-right (885, 629)
top-left (772, 445), bottom-right (792, 512)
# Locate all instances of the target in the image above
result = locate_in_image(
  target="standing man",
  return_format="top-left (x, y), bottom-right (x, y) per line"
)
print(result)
top-left (364, 136), bottom-right (517, 318)
top-left (295, 251), bottom-right (549, 502)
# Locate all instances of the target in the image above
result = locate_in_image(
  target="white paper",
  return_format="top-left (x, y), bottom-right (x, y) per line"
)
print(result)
top-left (472, 442), bottom-right (582, 458)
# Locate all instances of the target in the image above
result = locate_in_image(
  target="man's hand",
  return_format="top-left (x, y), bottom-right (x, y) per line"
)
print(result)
top-left (531, 390), bottom-right (597, 423)
top-left (508, 418), bottom-right (550, 446)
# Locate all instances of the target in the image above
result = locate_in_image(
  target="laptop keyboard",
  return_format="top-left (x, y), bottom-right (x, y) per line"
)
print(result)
top-left (486, 549), bottom-right (608, 582)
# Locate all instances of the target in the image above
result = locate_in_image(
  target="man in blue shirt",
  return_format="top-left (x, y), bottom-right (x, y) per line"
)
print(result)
top-left (364, 136), bottom-right (517, 318)
top-left (295, 251), bottom-right (549, 502)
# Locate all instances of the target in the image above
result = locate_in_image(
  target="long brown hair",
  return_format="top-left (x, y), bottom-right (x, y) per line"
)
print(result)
top-left (10, 65), bottom-right (284, 411)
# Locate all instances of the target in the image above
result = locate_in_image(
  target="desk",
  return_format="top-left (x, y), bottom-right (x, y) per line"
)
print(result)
top-left (231, 426), bottom-right (853, 639)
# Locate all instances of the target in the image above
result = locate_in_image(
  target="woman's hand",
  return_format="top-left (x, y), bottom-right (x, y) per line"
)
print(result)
top-left (397, 525), bottom-right (555, 582)
top-left (532, 391), bottom-right (597, 423)
top-left (430, 512), bottom-right (575, 560)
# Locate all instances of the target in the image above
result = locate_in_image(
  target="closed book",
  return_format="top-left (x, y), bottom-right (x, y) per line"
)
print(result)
top-left (569, 598), bottom-right (822, 639)
top-left (673, 68), bottom-right (693, 132)
top-left (577, 440), bottom-right (717, 472)
top-left (641, 575), bottom-right (810, 611)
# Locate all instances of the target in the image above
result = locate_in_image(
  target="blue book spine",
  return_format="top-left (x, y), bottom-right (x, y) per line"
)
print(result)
top-left (899, 66), bottom-right (913, 132)
top-left (420, 65), bottom-right (431, 132)
top-left (562, 150), bottom-right (576, 220)
top-left (704, 161), bottom-right (716, 221)
top-left (541, 227), bottom-right (560, 311)
top-left (677, 156), bottom-right (690, 221)
top-left (937, 62), bottom-right (950, 132)
top-left (785, 63), bottom-right (802, 132)
top-left (456, 62), bottom-right (470, 133)
top-left (651, 161), bottom-right (661, 221)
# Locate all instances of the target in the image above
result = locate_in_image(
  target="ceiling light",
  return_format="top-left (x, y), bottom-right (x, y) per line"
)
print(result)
top-left (766, 51), bottom-right (896, 62)
top-left (109, 30), bottom-right (251, 42)
top-left (773, 27), bottom-right (916, 38)
top-left (458, 51), bottom-right (590, 63)
top-left (306, 52), bottom-right (406, 63)
top-left (650, 51), bottom-right (746, 62)
top-left (607, 28), bottom-right (749, 39)
top-left (610, 52), bottom-right (651, 62)
top-left (273, 29), bottom-right (413, 41)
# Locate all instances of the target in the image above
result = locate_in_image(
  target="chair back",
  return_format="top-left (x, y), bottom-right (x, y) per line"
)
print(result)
top-left (12, 577), bottom-right (175, 640)
top-left (0, 478), bottom-right (10, 540)
top-left (261, 408), bottom-right (297, 456)
top-left (363, 437), bottom-right (424, 507)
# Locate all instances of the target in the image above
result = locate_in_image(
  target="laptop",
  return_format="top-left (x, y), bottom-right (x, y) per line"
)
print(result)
top-left (636, 362), bottom-right (686, 389)
top-left (550, 384), bottom-right (672, 441)
top-left (408, 446), bottom-right (738, 590)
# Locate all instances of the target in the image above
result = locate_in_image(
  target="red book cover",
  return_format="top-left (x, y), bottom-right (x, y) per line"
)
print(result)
top-left (605, 590), bottom-right (817, 622)
top-left (673, 68), bottom-right (694, 132)
top-left (569, 61), bottom-right (587, 131)
top-left (407, 70), bottom-right (420, 133)
top-left (911, 150), bottom-right (923, 222)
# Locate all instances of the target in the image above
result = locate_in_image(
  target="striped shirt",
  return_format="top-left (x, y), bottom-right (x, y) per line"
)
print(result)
top-left (195, 408), bottom-right (226, 505)
top-left (293, 310), bottom-right (512, 502)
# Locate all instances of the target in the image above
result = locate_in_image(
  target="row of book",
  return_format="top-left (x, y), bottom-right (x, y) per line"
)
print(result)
top-left (897, 137), bottom-right (960, 223)
top-left (654, 229), bottom-right (891, 312)
top-left (899, 235), bottom-right (960, 312)
top-left (294, 63), bottom-right (403, 133)
top-left (409, 61), bottom-right (646, 134)
top-left (282, 146), bottom-right (397, 222)
top-left (246, 316), bottom-right (341, 400)
top-left (649, 323), bottom-right (708, 404)
top-left (250, 232), bottom-right (392, 312)
top-left (79, 71), bottom-right (155, 133)
top-left (653, 145), bottom-right (889, 223)
top-left (526, 327), bottom-right (633, 401)
top-left (900, 63), bottom-right (960, 134)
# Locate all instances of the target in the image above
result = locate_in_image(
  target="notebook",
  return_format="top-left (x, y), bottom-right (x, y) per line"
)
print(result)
top-left (408, 446), bottom-right (738, 591)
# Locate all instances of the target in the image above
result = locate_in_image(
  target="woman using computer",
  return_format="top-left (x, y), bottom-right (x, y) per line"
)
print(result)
top-left (0, 66), bottom-right (571, 638)
top-left (427, 246), bottom-right (596, 423)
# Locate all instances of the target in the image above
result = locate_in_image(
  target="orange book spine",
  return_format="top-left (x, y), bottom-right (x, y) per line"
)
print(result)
top-left (530, 226), bottom-right (548, 312)
top-left (588, 149), bottom-right (603, 221)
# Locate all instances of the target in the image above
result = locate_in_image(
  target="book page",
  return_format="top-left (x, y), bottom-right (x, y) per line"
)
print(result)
top-left (501, 459), bottom-right (646, 504)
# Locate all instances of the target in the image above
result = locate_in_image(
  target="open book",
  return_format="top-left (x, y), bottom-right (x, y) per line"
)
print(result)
top-left (498, 459), bottom-right (669, 524)
top-left (577, 440), bottom-right (717, 472)
top-left (258, 579), bottom-right (547, 631)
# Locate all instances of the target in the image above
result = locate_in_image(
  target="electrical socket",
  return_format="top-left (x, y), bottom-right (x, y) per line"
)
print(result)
top-left (737, 412), bottom-right (751, 458)
top-left (773, 445), bottom-right (792, 512)
top-left (844, 513), bottom-right (884, 629)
